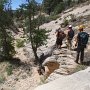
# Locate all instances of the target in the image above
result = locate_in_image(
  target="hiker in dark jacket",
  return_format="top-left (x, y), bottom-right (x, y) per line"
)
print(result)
top-left (56, 28), bottom-right (66, 49)
top-left (75, 25), bottom-right (89, 64)
top-left (66, 25), bottom-right (74, 49)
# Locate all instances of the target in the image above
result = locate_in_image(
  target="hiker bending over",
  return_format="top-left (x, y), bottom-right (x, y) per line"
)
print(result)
top-left (75, 25), bottom-right (89, 64)
top-left (66, 25), bottom-right (74, 49)
top-left (56, 28), bottom-right (66, 49)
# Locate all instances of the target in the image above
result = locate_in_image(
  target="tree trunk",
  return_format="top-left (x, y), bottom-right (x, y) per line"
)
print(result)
top-left (32, 46), bottom-right (39, 64)
top-left (28, 1), bottom-right (39, 65)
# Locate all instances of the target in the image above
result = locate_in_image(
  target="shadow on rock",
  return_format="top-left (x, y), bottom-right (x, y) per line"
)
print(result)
top-left (83, 61), bottom-right (90, 66)
top-left (83, 50), bottom-right (90, 66)
top-left (9, 57), bottom-right (22, 66)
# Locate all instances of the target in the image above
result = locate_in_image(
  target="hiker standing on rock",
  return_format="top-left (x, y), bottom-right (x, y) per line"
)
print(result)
top-left (75, 25), bottom-right (89, 64)
top-left (56, 28), bottom-right (66, 49)
top-left (66, 25), bottom-right (74, 50)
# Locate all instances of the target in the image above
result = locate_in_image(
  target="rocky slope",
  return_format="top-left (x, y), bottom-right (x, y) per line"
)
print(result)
top-left (0, 2), bottom-right (90, 90)
top-left (34, 2), bottom-right (90, 90)
top-left (35, 67), bottom-right (90, 90)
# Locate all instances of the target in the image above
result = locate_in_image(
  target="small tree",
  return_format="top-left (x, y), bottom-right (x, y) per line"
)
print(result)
top-left (54, 2), bottom-right (65, 14)
top-left (0, 0), bottom-right (15, 59)
top-left (22, 0), bottom-right (48, 64)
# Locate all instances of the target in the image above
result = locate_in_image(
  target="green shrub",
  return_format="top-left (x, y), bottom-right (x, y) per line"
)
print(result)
top-left (0, 31), bottom-right (16, 58)
top-left (0, 76), bottom-right (5, 84)
top-left (6, 65), bottom-right (13, 76)
top-left (61, 19), bottom-right (69, 27)
top-left (37, 15), bottom-right (46, 25)
top-left (64, 19), bottom-right (69, 26)
top-left (16, 39), bottom-right (25, 48)
top-left (54, 2), bottom-right (65, 14)
top-left (70, 14), bottom-right (77, 22)
top-left (36, 15), bottom-right (60, 25)
top-left (49, 15), bottom-right (60, 20)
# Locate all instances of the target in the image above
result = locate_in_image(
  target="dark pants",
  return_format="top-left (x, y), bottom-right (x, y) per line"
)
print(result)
top-left (56, 38), bottom-right (63, 45)
top-left (56, 38), bottom-right (63, 49)
top-left (76, 46), bottom-right (85, 63)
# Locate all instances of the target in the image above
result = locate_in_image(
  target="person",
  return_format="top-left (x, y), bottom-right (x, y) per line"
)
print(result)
top-left (56, 28), bottom-right (66, 49)
top-left (66, 25), bottom-right (74, 49)
top-left (75, 25), bottom-right (89, 64)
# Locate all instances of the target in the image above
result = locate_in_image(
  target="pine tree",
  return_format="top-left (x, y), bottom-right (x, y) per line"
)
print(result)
top-left (21, 0), bottom-right (48, 64)
top-left (0, 0), bottom-right (15, 59)
top-left (43, 0), bottom-right (63, 14)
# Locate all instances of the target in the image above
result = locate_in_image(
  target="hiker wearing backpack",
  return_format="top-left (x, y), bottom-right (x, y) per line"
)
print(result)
top-left (75, 25), bottom-right (89, 64)
top-left (66, 25), bottom-right (74, 49)
top-left (56, 28), bottom-right (66, 49)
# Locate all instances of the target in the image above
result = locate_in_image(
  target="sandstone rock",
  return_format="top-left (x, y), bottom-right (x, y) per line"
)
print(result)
top-left (54, 68), bottom-right (69, 75)
top-left (46, 73), bottom-right (64, 82)
top-left (0, 87), bottom-right (14, 90)
top-left (53, 50), bottom-right (61, 55)
top-left (42, 56), bottom-right (58, 66)
top-left (42, 55), bottom-right (60, 77)
top-left (44, 62), bottom-right (59, 77)
top-left (35, 67), bottom-right (90, 90)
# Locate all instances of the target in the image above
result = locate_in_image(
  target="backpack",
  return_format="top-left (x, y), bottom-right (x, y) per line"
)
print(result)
top-left (78, 32), bottom-right (89, 45)
top-left (57, 31), bottom-right (66, 39)
top-left (61, 32), bottom-right (66, 39)
top-left (68, 29), bottom-right (74, 39)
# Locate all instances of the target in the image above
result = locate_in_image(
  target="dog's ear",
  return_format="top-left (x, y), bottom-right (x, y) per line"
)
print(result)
top-left (37, 66), bottom-right (45, 75)
top-left (37, 68), bottom-right (43, 75)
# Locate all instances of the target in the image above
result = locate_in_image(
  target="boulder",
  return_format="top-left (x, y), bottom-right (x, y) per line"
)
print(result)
top-left (35, 67), bottom-right (90, 90)
top-left (42, 56), bottom-right (60, 77)
top-left (44, 62), bottom-right (60, 77)
top-left (42, 56), bottom-right (58, 66)
top-left (46, 73), bottom-right (64, 82)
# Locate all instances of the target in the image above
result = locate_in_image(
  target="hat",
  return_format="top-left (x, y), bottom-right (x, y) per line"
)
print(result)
top-left (69, 25), bottom-right (72, 28)
top-left (78, 25), bottom-right (84, 30)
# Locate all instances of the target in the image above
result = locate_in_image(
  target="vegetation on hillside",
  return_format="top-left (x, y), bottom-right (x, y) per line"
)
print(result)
top-left (0, 0), bottom-right (89, 64)
top-left (0, 0), bottom-right (16, 59)
top-left (0, 0), bottom-right (48, 64)
top-left (25, 1), bottom-right (48, 64)
top-left (43, 0), bottom-right (88, 15)
top-left (14, 0), bottom-right (49, 64)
